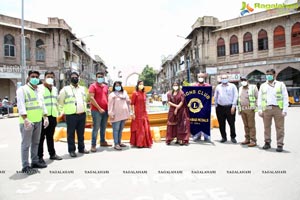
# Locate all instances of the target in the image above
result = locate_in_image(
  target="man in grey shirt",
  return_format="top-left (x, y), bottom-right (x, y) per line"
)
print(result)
top-left (214, 74), bottom-right (238, 143)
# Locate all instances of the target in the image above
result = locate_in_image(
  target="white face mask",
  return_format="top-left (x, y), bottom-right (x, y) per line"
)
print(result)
top-left (198, 77), bottom-right (204, 83)
top-left (241, 81), bottom-right (248, 87)
top-left (45, 78), bottom-right (54, 85)
top-left (173, 86), bottom-right (179, 91)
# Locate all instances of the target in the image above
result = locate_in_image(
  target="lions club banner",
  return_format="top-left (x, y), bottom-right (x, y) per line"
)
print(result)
top-left (182, 86), bottom-right (212, 139)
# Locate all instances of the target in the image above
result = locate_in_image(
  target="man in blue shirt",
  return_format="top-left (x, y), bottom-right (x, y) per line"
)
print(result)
top-left (214, 74), bottom-right (238, 143)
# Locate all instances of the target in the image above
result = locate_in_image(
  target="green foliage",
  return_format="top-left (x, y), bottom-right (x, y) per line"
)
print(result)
top-left (182, 80), bottom-right (191, 86)
top-left (139, 65), bottom-right (156, 86)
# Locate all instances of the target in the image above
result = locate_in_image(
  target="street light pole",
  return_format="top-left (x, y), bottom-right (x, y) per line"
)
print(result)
top-left (21, 0), bottom-right (26, 85)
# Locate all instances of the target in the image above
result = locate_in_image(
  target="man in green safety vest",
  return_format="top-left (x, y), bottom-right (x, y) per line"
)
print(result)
top-left (37, 71), bottom-right (62, 164)
top-left (257, 69), bottom-right (289, 152)
top-left (238, 75), bottom-right (258, 147)
top-left (16, 70), bottom-right (49, 175)
top-left (58, 71), bottom-right (89, 157)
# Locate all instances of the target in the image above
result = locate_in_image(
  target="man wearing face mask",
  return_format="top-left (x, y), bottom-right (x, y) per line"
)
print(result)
top-left (16, 70), bottom-right (49, 174)
top-left (214, 74), bottom-right (238, 143)
top-left (58, 71), bottom-right (89, 157)
top-left (238, 76), bottom-right (258, 147)
top-left (194, 72), bottom-right (210, 87)
top-left (257, 69), bottom-right (289, 152)
top-left (88, 71), bottom-right (111, 153)
top-left (37, 71), bottom-right (62, 164)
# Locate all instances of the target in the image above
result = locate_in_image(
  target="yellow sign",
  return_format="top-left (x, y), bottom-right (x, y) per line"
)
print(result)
top-left (187, 98), bottom-right (203, 113)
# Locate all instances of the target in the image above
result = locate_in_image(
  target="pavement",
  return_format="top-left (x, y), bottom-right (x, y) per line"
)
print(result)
top-left (0, 107), bottom-right (300, 200)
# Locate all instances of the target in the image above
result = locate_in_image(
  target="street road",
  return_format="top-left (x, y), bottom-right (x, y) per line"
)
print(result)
top-left (0, 107), bottom-right (300, 200)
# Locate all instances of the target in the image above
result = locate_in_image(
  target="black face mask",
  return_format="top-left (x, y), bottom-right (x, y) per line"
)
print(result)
top-left (71, 77), bottom-right (79, 84)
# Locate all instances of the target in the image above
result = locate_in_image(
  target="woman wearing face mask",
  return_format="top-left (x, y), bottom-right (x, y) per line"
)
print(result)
top-left (130, 80), bottom-right (153, 148)
top-left (166, 81), bottom-right (190, 145)
top-left (108, 81), bottom-right (130, 150)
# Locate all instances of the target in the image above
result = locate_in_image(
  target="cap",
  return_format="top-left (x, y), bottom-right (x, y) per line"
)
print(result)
top-left (240, 75), bottom-right (247, 80)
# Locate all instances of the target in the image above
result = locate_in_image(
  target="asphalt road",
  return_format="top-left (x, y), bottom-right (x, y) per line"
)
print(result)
top-left (0, 107), bottom-right (300, 200)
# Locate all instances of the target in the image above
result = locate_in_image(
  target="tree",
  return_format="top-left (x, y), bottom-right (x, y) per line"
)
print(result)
top-left (139, 65), bottom-right (156, 86)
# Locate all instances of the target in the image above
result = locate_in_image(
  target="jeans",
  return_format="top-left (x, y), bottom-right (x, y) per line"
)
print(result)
top-left (112, 120), bottom-right (125, 145)
top-left (91, 110), bottom-right (108, 146)
top-left (20, 122), bottom-right (42, 168)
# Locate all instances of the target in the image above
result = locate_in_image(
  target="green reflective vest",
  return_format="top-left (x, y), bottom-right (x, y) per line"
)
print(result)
top-left (261, 81), bottom-right (283, 111)
top-left (238, 85), bottom-right (257, 112)
top-left (39, 85), bottom-right (58, 117)
top-left (62, 85), bottom-right (87, 115)
top-left (19, 84), bottom-right (43, 124)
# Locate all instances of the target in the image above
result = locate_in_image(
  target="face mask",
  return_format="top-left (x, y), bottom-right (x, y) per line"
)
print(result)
top-left (30, 78), bottom-right (40, 85)
top-left (221, 79), bottom-right (228, 84)
top-left (45, 78), bottom-right (54, 85)
top-left (241, 81), bottom-right (248, 87)
top-left (198, 78), bottom-right (204, 83)
top-left (115, 86), bottom-right (121, 91)
top-left (266, 75), bottom-right (274, 81)
top-left (71, 77), bottom-right (79, 84)
top-left (138, 85), bottom-right (144, 90)
top-left (173, 86), bottom-right (179, 91)
top-left (97, 77), bottom-right (104, 83)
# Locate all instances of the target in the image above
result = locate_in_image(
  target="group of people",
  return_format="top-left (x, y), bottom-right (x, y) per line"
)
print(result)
top-left (16, 68), bottom-right (289, 175)
top-left (214, 69), bottom-right (288, 153)
top-left (17, 70), bottom-right (153, 175)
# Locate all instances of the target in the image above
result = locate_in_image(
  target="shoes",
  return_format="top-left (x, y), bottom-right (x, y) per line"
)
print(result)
top-left (248, 142), bottom-right (257, 147)
top-left (231, 138), bottom-right (237, 144)
top-left (262, 142), bottom-right (271, 150)
top-left (114, 145), bottom-right (122, 150)
top-left (31, 162), bottom-right (47, 168)
top-left (204, 137), bottom-right (211, 142)
top-left (79, 149), bottom-right (90, 154)
top-left (276, 146), bottom-right (283, 152)
top-left (39, 158), bottom-right (46, 164)
top-left (21, 166), bottom-right (37, 175)
top-left (69, 152), bottom-right (77, 157)
top-left (90, 145), bottom-right (97, 153)
top-left (241, 140), bottom-right (250, 145)
top-left (220, 138), bottom-right (227, 143)
top-left (119, 143), bottom-right (127, 147)
top-left (166, 141), bottom-right (171, 145)
top-left (50, 154), bottom-right (63, 160)
top-left (100, 141), bottom-right (112, 147)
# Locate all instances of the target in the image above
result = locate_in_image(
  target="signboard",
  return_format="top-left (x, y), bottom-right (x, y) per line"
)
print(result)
top-left (182, 86), bottom-right (212, 139)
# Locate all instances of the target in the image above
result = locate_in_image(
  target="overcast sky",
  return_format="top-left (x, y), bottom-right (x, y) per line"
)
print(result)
top-left (0, 0), bottom-right (296, 73)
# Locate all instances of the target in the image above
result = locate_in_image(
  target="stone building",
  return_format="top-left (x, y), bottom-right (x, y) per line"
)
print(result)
top-left (0, 14), bottom-right (107, 100)
top-left (156, 7), bottom-right (300, 92)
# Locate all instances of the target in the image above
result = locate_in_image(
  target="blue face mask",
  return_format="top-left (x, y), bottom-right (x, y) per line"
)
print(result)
top-left (221, 79), bottom-right (228, 84)
top-left (266, 74), bottom-right (274, 81)
top-left (30, 78), bottom-right (40, 85)
top-left (115, 86), bottom-right (121, 91)
top-left (97, 77), bottom-right (104, 83)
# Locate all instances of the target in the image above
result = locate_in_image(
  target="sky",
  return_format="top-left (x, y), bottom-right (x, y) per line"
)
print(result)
top-left (0, 0), bottom-right (297, 76)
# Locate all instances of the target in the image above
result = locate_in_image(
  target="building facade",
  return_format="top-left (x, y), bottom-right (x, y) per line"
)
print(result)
top-left (156, 7), bottom-right (300, 92)
top-left (0, 14), bottom-right (107, 100)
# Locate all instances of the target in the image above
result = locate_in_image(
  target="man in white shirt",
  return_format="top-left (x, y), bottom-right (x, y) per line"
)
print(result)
top-left (257, 69), bottom-right (289, 152)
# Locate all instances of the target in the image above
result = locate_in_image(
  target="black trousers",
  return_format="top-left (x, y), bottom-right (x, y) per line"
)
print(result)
top-left (38, 116), bottom-right (57, 158)
top-left (216, 105), bottom-right (236, 140)
top-left (66, 113), bottom-right (86, 153)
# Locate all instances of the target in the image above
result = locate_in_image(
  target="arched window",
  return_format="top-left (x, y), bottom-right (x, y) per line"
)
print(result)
top-left (230, 35), bottom-right (239, 55)
top-left (217, 38), bottom-right (225, 57)
top-left (4, 34), bottom-right (15, 57)
top-left (291, 22), bottom-right (300, 46)
top-left (243, 32), bottom-right (253, 52)
top-left (25, 38), bottom-right (30, 60)
top-left (274, 26), bottom-right (286, 48)
top-left (258, 29), bottom-right (268, 50)
top-left (36, 39), bottom-right (45, 61)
